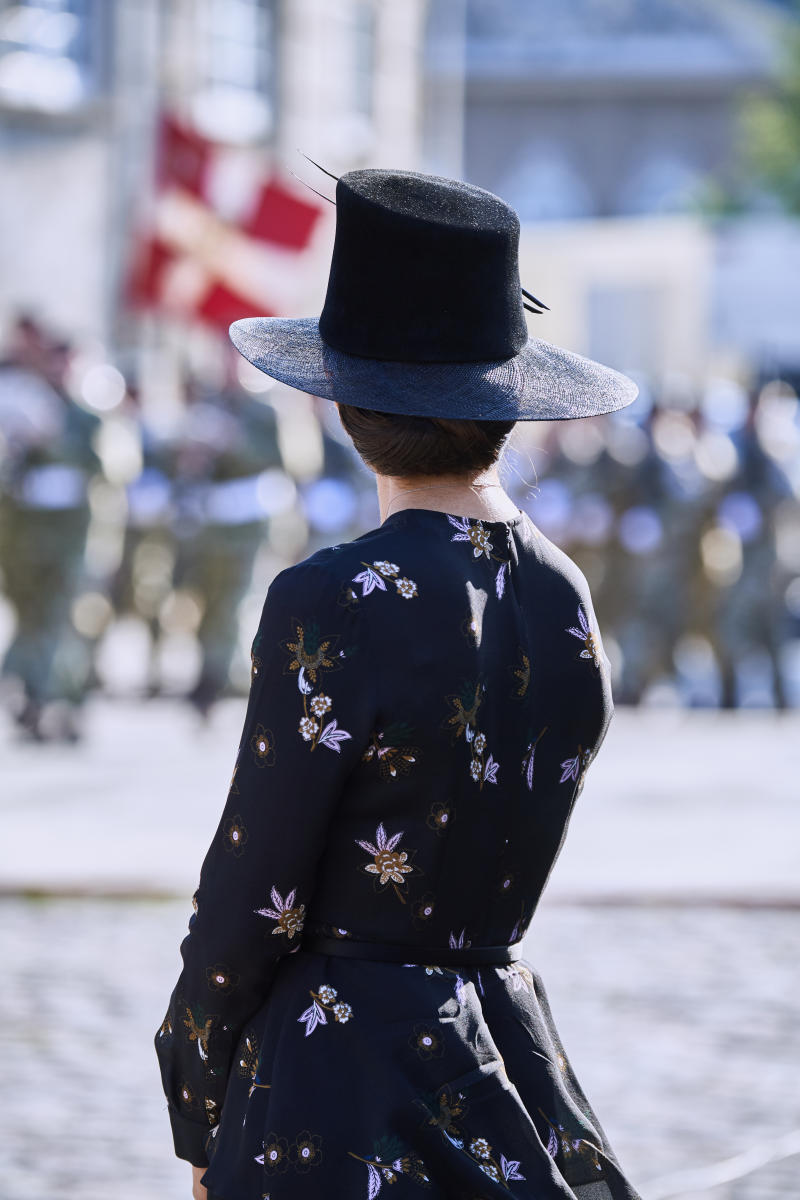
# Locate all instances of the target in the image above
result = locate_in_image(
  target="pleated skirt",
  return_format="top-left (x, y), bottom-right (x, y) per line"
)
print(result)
top-left (199, 947), bottom-right (642, 1199)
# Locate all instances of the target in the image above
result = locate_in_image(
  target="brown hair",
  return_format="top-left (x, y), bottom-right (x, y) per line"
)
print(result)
top-left (336, 403), bottom-right (515, 477)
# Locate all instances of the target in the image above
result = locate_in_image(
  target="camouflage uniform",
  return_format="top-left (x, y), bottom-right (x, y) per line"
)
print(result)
top-left (169, 383), bottom-right (285, 716)
top-left (709, 404), bottom-right (792, 709)
top-left (108, 392), bottom-right (176, 695)
top-left (0, 362), bottom-right (101, 738)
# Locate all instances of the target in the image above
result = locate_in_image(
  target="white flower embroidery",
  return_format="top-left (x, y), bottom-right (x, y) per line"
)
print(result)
top-left (395, 577), bottom-right (418, 598)
top-left (299, 716), bottom-right (319, 741)
top-left (466, 722), bottom-right (499, 788)
top-left (352, 560), bottom-right (418, 599)
top-left (298, 984), bottom-right (353, 1036)
top-left (466, 1135), bottom-right (526, 1184)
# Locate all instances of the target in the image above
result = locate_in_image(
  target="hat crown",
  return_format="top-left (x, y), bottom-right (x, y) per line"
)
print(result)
top-left (338, 168), bottom-right (519, 231)
top-left (318, 168), bottom-right (528, 364)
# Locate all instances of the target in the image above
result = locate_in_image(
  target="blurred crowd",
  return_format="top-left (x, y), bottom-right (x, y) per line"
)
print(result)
top-left (1, 312), bottom-right (798, 742)
top-left (0, 313), bottom-right (371, 742)
top-left (520, 373), bottom-right (800, 711)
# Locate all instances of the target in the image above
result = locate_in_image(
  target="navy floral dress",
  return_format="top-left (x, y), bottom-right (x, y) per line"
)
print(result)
top-left (154, 506), bottom-right (643, 1200)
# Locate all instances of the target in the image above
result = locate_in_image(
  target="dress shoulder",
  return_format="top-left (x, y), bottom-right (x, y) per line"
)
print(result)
top-left (261, 530), bottom-right (402, 620)
top-left (259, 549), bottom-right (354, 617)
top-left (530, 524), bottom-right (598, 608)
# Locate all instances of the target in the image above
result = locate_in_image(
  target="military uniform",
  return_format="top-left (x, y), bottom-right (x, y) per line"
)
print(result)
top-left (0, 362), bottom-right (101, 737)
top-left (169, 384), bottom-right (286, 715)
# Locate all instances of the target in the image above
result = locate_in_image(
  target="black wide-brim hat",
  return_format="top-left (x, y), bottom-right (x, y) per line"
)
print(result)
top-left (229, 168), bottom-right (639, 421)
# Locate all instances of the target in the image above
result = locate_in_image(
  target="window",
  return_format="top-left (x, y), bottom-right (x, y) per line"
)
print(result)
top-left (0, 0), bottom-right (98, 112)
top-left (498, 144), bottom-right (594, 222)
top-left (352, 0), bottom-right (375, 119)
top-left (190, 0), bottom-right (277, 143)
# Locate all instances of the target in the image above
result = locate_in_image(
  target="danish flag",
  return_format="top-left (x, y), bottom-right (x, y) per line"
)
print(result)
top-left (125, 115), bottom-right (329, 329)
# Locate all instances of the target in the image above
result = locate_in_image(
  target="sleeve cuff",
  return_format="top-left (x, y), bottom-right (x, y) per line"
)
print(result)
top-left (167, 1104), bottom-right (213, 1167)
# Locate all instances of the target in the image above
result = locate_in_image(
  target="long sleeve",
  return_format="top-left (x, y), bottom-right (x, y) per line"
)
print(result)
top-left (154, 557), bottom-right (375, 1167)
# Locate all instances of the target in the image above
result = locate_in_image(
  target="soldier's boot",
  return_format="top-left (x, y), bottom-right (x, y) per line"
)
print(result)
top-left (14, 695), bottom-right (46, 742)
top-left (38, 699), bottom-right (84, 744)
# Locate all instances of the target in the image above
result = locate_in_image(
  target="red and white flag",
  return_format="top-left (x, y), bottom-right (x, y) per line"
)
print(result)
top-left (126, 115), bottom-right (330, 329)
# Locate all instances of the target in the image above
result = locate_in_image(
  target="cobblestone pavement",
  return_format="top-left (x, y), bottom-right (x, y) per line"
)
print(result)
top-left (1, 899), bottom-right (797, 1200)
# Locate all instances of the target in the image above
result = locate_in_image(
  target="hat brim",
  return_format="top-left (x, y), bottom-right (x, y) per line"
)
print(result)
top-left (229, 317), bottom-right (638, 421)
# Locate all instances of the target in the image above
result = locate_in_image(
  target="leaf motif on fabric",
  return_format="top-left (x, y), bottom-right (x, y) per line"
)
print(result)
top-left (525, 745), bottom-right (535, 790)
top-left (318, 718), bottom-right (352, 752)
top-left (357, 821), bottom-right (403, 854)
top-left (352, 567), bottom-right (387, 596)
top-left (566, 605), bottom-right (590, 641)
top-left (566, 603), bottom-right (602, 668)
top-left (559, 755), bottom-right (580, 784)
top-left (298, 1000), bottom-right (327, 1037)
top-left (501, 1153), bottom-right (525, 1181)
top-left (483, 753), bottom-right (499, 784)
top-left (447, 514), bottom-right (472, 538)
top-left (366, 1161), bottom-right (382, 1198)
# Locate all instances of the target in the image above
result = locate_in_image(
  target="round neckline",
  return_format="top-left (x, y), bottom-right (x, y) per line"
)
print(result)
top-left (380, 505), bottom-right (526, 529)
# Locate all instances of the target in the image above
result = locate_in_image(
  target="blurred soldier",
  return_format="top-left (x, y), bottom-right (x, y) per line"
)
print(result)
top-left (550, 416), bottom-right (620, 631)
top-left (169, 374), bottom-right (285, 718)
top-left (612, 400), bottom-right (706, 703)
top-left (0, 333), bottom-right (101, 741)
top-left (544, 414), bottom-right (646, 696)
top-left (108, 379), bottom-right (176, 695)
top-left (709, 389), bottom-right (792, 708)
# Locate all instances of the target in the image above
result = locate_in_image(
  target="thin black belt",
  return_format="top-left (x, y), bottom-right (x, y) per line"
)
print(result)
top-left (299, 933), bottom-right (524, 966)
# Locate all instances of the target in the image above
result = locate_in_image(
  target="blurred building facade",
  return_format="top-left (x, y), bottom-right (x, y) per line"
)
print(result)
top-left (428, 0), bottom-right (787, 218)
top-left (425, 0), bottom-right (800, 384)
top-left (0, 0), bottom-right (427, 344)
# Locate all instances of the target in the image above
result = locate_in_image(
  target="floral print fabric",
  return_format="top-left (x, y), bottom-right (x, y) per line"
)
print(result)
top-left (155, 507), bottom-right (640, 1200)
